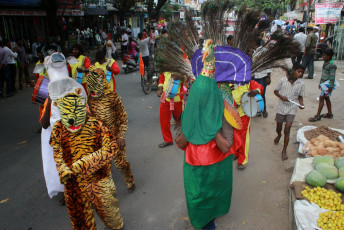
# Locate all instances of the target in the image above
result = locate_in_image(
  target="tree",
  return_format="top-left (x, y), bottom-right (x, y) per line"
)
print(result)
top-left (112, 0), bottom-right (137, 24)
top-left (41, 0), bottom-right (80, 52)
top-left (145, 0), bottom-right (169, 23)
top-left (233, 0), bottom-right (288, 17)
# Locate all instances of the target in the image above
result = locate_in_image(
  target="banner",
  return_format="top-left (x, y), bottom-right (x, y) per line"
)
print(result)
top-left (315, 3), bottom-right (344, 24)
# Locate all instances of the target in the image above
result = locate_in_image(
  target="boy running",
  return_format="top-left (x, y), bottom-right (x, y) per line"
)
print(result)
top-left (274, 64), bottom-right (305, 160)
top-left (309, 48), bottom-right (337, 122)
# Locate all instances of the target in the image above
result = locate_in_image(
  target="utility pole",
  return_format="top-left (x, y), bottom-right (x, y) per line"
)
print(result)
top-left (306, 0), bottom-right (311, 26)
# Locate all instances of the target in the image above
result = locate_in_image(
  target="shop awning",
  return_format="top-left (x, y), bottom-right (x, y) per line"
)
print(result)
top-left (84, 7), bottom-right (108, 16)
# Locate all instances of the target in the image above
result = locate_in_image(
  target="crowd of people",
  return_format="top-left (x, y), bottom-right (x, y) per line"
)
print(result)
top-left (0, 17), bottom-right (339, 230)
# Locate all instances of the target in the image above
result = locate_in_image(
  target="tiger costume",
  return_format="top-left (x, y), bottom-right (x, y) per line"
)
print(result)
top-left (50, 88), bottom-right (124, 230)
top-left (86, 67), bottom-right (135, 191)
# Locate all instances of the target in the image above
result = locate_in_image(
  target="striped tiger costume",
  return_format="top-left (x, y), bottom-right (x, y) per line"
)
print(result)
top-left (50, 89), bottom-right (124, 230)
top-left (86, 67), bottom-right (135, 191)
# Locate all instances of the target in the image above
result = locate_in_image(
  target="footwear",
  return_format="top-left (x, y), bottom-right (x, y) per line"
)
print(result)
top-left (321, 113), bottom-right (333, 119)
top-left (237, 164), bottom-right (246, 170)
top-left (262, 110), bottom-right (268, 118)
top-left (233, 155), bottom-right (238, 161)
top-left (128, 184), bottom-right (136, 193)
top-left (306, 77), bottom-right (313, 79)
top-left (309, 115), bottom-right (321, 122)
top-left (159, 142), bottom-right (173, 148)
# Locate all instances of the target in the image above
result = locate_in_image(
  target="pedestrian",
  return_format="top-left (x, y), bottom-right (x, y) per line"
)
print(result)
top-left (47, 53), bottom-right (124, 230)
top-left (314, 26), bottom-right (320, 42)
top-left (3, 39), bottom-right (18, 93)
top-left (39, 96), bottom-right (65, 203)
top-left (32, 38), bottom-right (40, 62)
top-left (231, 79), bottom-right (263, 169)
top-left (121, 30), bottom-right (128, 57)
top-left (292, 27), bottom-right (307, 65)
top-left (127, 25), bottom-right (133, 37)
top-left (274, 63), bottom-right (305, 160)
top-left (104, 36), bottom-right (116, 60)
top-left (102, 29), bottom-right (108, 43)
top-left (137, 32), bottom-right (151, 69)
top-left (17, 38), bottom-right (33, 89)
top-left (116, 24), bottom-right (121, 42)
top-left (0, 41), bottom-right (11, 98)
top-left (302, 27), bottom-right (317, 79)
top-left (86, 67), bottom-right (136, 192)
top-left (157, 72), bottom-right (186, 148)
top-left (253, 69), bottom-right (271, 118)
top-left (68, 44), bottom-right (91, 92)
top-left (175, 40), bottom-right (234, 230)
top-left (127, 37), bottom-right (139, 63)
top-left (309, 48), bottom-right (337, 122)
top-left (94, 50), bottom-right (120, 92)
top-left (227, 35), bottom-right (233, 46)
top-left (271, 21), bottom-right (277, 33)
top-left (95, 30), bottom-right (102, 49)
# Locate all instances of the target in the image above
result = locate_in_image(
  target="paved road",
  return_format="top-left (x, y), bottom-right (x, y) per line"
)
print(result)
top-left (2, 60), bottom-right (343, 230)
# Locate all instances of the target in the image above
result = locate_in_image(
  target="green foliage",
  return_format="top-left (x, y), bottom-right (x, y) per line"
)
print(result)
top-left (145, 0), bottom-right (169, 22)
top-left (172, 4), bottom-right (180, 11)
top-left (233, 0), bottom-right (288, 16)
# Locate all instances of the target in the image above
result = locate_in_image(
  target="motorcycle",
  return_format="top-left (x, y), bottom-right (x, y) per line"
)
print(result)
top-left (122, 54), bottom-right (138, 74)
top-left (314, 42), bottom-right (329, 61)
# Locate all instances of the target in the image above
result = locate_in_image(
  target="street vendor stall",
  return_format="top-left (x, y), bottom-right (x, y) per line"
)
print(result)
top-left (289, 126), bottom-right (344, 230)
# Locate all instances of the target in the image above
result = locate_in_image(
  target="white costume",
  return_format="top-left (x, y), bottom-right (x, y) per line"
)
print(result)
top-left (41, 52), bottom-right (87, 198)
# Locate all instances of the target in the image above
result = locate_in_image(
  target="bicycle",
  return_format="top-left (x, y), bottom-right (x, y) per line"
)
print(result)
top-left (140, 57), bottom-right (160, 94)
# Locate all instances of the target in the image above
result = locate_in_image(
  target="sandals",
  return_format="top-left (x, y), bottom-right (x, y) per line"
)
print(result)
top-left (237, 164), bottom-right (246, 170)
top-left (321, 113), bottom-right (333, 119)
top-left (309, 115), bottom-right (322, 122)
top-left (158, 142), bottom-right (173, 148)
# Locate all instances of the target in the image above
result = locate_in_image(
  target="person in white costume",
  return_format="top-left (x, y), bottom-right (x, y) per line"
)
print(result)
top-left (40, 52), bottom-right (86, 201)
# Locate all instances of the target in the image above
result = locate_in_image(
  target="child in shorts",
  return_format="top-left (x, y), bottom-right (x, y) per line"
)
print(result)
top-left (274, 63), bottom-right (305, 160)
top-left (309, 48), bottom-right (337, 122)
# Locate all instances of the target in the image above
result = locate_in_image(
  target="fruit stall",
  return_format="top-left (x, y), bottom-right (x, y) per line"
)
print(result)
top-left (289, 126), bottom-right (344, 230)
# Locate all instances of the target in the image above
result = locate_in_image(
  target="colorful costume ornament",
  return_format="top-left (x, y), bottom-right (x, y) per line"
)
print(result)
top-left (50, 89), bottom-right (124, 230)
top-left (46, 53), bottom-right (123, 230)
top-left (156, 1), bottom-right (300, 228)
top-left (86, 67), bottom-right (135, 192)
top-left (176, 40), bottom-right (235, 229)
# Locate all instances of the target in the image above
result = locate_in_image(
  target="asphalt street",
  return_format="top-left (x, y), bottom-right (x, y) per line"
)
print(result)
top-left (1, 60), bottom-right (343, 230)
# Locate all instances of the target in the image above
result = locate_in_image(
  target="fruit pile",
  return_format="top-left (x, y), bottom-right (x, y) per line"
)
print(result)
top-left (317, 211), bottom-right (344, 230)
top-left (301, 186), bottom-right (344, 211)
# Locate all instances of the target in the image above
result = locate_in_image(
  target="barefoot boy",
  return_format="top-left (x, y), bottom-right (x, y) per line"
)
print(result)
top-left (274, 64), bottom-right (305, 160)
top-left (309, 48), bottom-right (337, 122)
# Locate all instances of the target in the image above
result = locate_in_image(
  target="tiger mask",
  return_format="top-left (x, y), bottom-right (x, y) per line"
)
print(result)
top-left (86, 67), bottom-right (110, 98)
top-left (54, 88), bottom-right (87, 133)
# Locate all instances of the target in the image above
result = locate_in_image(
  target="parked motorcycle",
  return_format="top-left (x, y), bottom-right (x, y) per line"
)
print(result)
top-left (122, 54), bottom-right (138, 74)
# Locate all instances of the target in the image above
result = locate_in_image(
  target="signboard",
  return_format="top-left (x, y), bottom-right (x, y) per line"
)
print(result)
top-left (0, 9), bottom-right (46, 16)
top-left (315, 3), bottom-right (344, 24)
top-left (0, 0), bottom-right (40, 7)
top-left (180, 12), bottom-right (185, 19)
top-left (57, 9), bottom-right (84, 16)
top-left (157, 18), bottom-right (165, 28)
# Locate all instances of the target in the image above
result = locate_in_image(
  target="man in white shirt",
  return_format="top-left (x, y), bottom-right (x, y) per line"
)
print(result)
top-left (271, 22), bottom-right (277, 33)
top-left (314, 26), bottom-right (320, 42)
top-left (292, 27), bottom-right (307, 66)
top-left (137, 32), bottom-right (151, 68)
top-left (104, 36), bottom-right (116, 60)
top-left (121, 30), bottom-right (128, 57)
top-left (3, 39), bottom-right (18, 93)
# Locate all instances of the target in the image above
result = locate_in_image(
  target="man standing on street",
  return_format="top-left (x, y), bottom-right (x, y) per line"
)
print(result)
top-left (293, 27), bottom-right (307, 66)
top-left (121, 30), bottom-right (128, 57)
top-left (68, 44), bottom-right (91, 91)
top-left (157, 72), bottom-right (186, 148)
top-left (302, 27), bottom-right (317, 79)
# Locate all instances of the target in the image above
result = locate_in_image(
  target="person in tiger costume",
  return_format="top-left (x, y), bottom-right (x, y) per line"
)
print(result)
top-left (86, 67), bottom-right (135, 192)
top-left (50, 88), bottom-right (124, 230)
